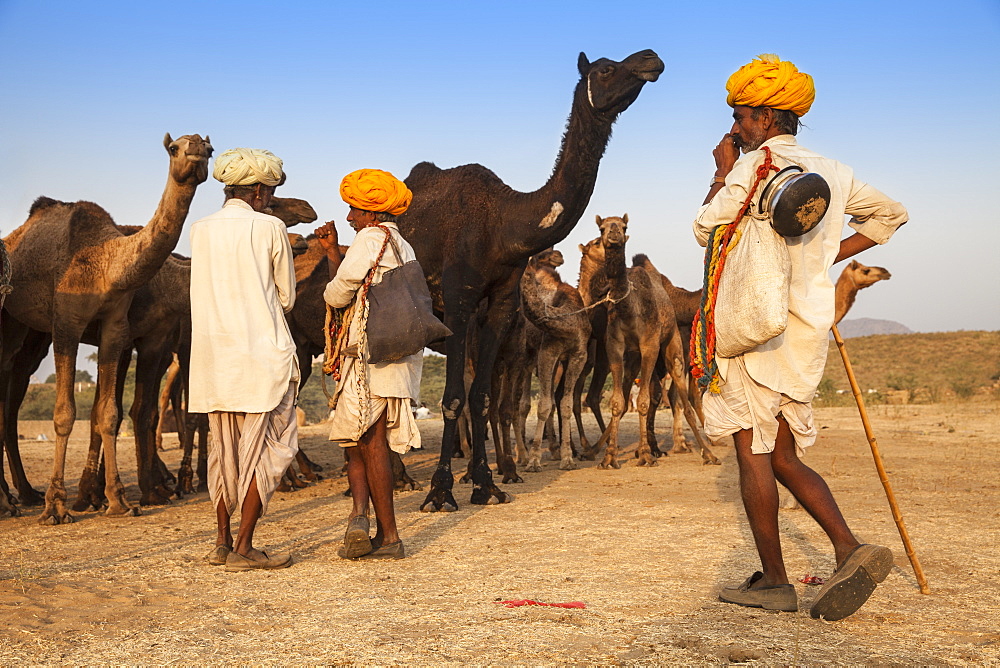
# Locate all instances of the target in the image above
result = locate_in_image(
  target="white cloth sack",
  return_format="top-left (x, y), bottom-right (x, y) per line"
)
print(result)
top-left (715, 214), bottom-right (791, 358)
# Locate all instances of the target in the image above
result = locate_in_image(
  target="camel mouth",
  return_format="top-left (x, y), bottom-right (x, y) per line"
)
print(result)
top-left (633, 55), bottom-right (665, 83)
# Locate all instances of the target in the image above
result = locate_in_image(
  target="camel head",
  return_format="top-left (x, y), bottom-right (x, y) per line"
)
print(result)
top-left (163, 133), bottom-right (213, 186)
top-left (845, 259), bottom-right (892, 289)
top-left (533, 248), bottom-right (564, 269)
top-left (596, 214), bottom-right (629, 248)
top-left (577, 50), bottom-right (664, 117)
top-left (287, 233), bottom-right (310, 257)
top-left (268, 196), bottom-right (319, 227)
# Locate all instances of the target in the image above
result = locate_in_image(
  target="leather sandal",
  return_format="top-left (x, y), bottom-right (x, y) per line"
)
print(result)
top-left (204, 544), bottom-right (232, 566)
top-left (810, 544), bottom-right (893, 620)
top-left (224, 549), bottom-right (292, 572)
top-left (340, 515), bottom-right (373, 559)
top-left (359, 540), bottom-right (405, 560)
top-left (719, 571), bottom-right (798, 612)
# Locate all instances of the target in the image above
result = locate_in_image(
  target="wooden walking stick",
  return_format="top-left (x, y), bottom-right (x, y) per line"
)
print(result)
top-left (831, 323), bottom-right (930, 594)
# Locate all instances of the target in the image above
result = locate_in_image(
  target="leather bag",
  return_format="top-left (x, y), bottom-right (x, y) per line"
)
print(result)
top-left (714, 213), bottom-right (791, 358)
top-left (364, 227), bottom-right (451, 364)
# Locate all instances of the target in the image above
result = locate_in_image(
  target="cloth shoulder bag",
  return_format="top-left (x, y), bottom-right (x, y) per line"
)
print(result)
top-left (364, 226), bottom-right (451, 364)
top-left (713, 211), bottom-right (791, 358)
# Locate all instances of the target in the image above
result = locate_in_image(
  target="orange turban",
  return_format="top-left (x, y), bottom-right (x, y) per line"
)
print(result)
top-left (339, 169), bottom-right (412, 216)
top-left (726, 54), bottom-right (815, 117)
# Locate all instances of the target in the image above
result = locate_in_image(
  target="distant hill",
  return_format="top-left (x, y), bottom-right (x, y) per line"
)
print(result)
top-left (836, 318), bottom-right (913, 338)
top-left (818, 330), bottom-right (999, 404)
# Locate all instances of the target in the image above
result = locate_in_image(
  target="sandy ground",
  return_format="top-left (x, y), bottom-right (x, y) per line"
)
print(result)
top-left (1, 402), bottom-right (998, 665)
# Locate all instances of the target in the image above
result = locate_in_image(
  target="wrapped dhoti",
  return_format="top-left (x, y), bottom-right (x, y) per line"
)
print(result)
top-left (207, 382), bottom-right (299, 517)
top-left (703, 356), bottom-right (816, 455)
top-left (328, 356), bottom-right (421, 455)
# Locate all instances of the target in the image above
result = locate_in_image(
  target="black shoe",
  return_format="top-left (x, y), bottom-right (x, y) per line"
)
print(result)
top-left (810, 544), bottom-right (893, 621)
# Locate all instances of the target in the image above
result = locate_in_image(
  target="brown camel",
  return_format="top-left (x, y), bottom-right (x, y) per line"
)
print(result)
top-left (834, 259), bottom-right (891, 324)
top-left (398, 49), bottom-right (664, 511)
top-left (519, 250), bottom-right (590, 471)
top-left (1, 133), bottom-right (212, 524)
top-left (579, 215), bottom-right (719, 469)
top-left (631, 253), bottom-right (707, 454)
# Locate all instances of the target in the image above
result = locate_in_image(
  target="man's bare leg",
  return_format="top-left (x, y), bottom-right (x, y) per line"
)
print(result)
top-left (770, 415), bottom-right (860, 565)
top-left (215, 499), bottom-right (233, 548)
top-left (345, 448), bottom-right (371, 520)
top-left (233, 473), bottom-right (264, 558)
top-left (732, 428), bottom-right (787, 586)
top-left (358, 410), bottom-right (399, 546)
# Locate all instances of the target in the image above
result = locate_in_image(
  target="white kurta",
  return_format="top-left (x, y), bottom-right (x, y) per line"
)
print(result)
top-left (190, 199), bottom-right (299, 413)
top-left (323, 222), bottom-right (423, 400)
top-left (324, 222), bottom-right (423, 452)
top-left (694, 135), bottom-right (908, 402)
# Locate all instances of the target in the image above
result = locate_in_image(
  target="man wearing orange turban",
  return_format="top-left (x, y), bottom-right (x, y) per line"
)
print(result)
top-left (339, 168), bottom-right (412, 217)
top-left (312, 168), bottom-right (422, 560)
top-left (693, 55), bottom-right (909, 620)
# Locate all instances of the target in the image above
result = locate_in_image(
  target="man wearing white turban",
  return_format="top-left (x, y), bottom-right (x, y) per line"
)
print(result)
top-left (693, 56), bottom-right (908, 619)
top-left (190, 147), bottom-right (299, 571)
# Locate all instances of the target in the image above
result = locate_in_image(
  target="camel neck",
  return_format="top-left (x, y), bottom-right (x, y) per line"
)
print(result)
top-left (513, 85), bottom-right (616, 256)
top-left (111, 177), bottom-right (198, 290)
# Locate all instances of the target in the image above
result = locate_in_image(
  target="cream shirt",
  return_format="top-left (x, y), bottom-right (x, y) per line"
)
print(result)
top-left (694, 135), bottom-right (908, 402)
top-left (324, 222), bottom-right (423, 400)
top-left (189, 199), bottom-right (299, 413)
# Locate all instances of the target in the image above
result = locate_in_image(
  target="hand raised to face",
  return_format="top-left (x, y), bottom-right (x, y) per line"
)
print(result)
top-left (314, 221), bottom-right (340, 255)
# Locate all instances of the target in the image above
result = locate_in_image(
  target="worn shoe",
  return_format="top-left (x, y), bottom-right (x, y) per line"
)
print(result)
top-left (810, 544), bottom-right (893, 621)
top-left (359, 540), bottom-right (405, 560)
top-left (719, 571), bottom-right (798, 612)
top-left (204, 544), bottom-right (232, 566)
top-left (341, 515), bottom-right (373, 559)
top-left (224, 549), bottom-right (293, 572)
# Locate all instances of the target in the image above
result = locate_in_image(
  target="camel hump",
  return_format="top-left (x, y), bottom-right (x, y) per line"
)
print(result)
top-left (116, 224), bottom-right (144, 237)
top-left (67, 201), bottom-right (116, 232)
top-left (405, 161), bottom-right (441, 182)
top-left (29, 196), bottom-right (62, 216)
top-left (632, 253), bottom-right (654, 269)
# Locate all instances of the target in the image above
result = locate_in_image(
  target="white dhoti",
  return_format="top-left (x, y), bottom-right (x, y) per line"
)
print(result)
top-left (207, 382), bottom-right (299, 517)
top-left (328, 357), bottom-right (421, 455)
top-left (703, 357), bottom-right (816, 455)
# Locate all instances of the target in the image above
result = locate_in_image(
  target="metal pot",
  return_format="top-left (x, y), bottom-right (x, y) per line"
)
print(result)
top-left (759, 166), bottom-right (831, 237)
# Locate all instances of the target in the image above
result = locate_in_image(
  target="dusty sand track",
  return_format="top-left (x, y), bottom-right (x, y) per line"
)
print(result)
top-left (1, 403), bottom-right (998, 664)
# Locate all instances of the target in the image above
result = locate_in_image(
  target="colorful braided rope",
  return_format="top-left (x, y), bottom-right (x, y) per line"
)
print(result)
top-left (690, 147), bottom-right (778, 393)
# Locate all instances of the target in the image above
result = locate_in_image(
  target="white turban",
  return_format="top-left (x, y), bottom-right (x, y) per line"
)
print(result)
top-left (213, 147), bottom-right (284, 186)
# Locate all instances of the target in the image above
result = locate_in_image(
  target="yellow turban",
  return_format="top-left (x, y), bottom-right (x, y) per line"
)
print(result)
top-left (726, 54), bottom-right (815, 117)
top-left (339, 168), bottom-right (412, 216)
top-left (213, 148), bottom-right (284, 186)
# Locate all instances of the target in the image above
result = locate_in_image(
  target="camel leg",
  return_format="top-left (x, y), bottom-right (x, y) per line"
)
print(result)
top-left (633, 338), bottom-right (659, 467)
top-left (598, 331), bottom-right (626, 470)
top-left (513, 365), bottom-right (531, 464)
top-left (664, 343), bottom-right (720, 466)
top-left (4, 328), bottom-right (49, 505)
top-left (467, 292), bottom-right (517, 505)
top-left (573, 342), bottom-right (595, 454)
top-left (155, 357), bottom-right (181, 452)
top-left (175, 410), bottom-right (197, 497)
top-left (131, 341), bottom-right (174, 506)
top-left (526, 345), bottom-right (558, 473)
top-left (586, 330), bottom-right (610, 435)
top-left (492, 363), bottom-right (522, 484)
top-left (390, 450), bottom-right (422, 491)
top-left (95, 319), bottom-right (139, 517)
top-left (557, 350), bottom-right (586, 471)
top-left (420, 299), bottom-right (473, 512)
top-left (646, 368), bottom-right (663, 457)
top-left (667, 382), bottom-right (693, 453)
top-left (39, 335), bottom-right (81, 525)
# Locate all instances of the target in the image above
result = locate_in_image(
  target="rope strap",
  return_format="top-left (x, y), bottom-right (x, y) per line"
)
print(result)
top-left (690, 147), bottom-right (778, 393)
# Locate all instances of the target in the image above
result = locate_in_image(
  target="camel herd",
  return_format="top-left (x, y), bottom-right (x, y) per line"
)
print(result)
top-left (0, 48), bottom-right (892, 524)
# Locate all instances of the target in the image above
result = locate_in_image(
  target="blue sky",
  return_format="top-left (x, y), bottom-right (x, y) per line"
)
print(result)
top-left (2, 0), bottom-right (998, 376)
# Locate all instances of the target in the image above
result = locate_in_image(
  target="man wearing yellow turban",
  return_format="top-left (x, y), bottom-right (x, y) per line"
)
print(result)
top-left (191, 147), bottom-right (299, 571)
top-left (313, 168), bottom-right (422, 560)
top-left (693, 56), bottom-right (909, 620)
